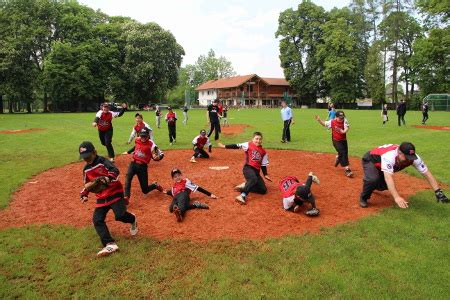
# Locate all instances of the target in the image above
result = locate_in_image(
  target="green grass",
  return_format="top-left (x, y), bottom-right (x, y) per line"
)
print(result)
top-left (0, 108), bottom-right (449, 298)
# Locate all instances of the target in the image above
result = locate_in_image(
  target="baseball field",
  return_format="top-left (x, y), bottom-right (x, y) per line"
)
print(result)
top-left (0, 108), bottom-right (449, 298)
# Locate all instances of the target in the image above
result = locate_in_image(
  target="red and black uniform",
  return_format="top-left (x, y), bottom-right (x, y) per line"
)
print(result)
top-left (324, 118), bottom-right (350, 167)
top-left (167, 179), bottom-right (212, 217)
top-left (93, 108), bottom-right (125, 159)
top-left (124, 138), bottom-right (160, 199)
top-left (225, 141), bottom-right (269, 196)
top-left (165, 111), bottom-right (177, 143)
top-left (192, 134), bottom-right (212, 159)
top-left (207, 104), bottom-right (221, 140)
top-left (422, 102), bottom-right (429, 124)
top-left (279, 175), bottom-right (316, 211)
top-left (80, 155), bottom-right (135, 246)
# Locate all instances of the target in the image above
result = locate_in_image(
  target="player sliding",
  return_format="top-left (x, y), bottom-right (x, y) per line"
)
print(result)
top-left (218, 131), bottom-right (271, 204)
top-left (190, 129), bottom-right (212, 163)
top-left (164, 168), bottom-right (217, 222)
top-left (279, 172), bottom-right (321, 216)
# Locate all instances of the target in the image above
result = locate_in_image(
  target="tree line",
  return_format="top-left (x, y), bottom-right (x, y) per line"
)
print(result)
top-left (276, 0), bottom-right (449, 106)
top-left (0, 0), bottom-right (184, 113)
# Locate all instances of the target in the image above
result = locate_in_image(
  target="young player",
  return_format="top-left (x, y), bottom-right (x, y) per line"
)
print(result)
top-left (218, 131), bottom-right (271, 204)
top-left (165, 106), bottom-right (177, 145)
top-left (182, 104), bottom-right (189, 125)
top-left (222, 105), bottom-right (229, 127)
top-left (279, 172), bottom-right (321, 216)
top-left (127, 113), bottom-right (153, 144)
top-left (122, 128), bottom-right (164, 204)
top-left (381, 104), bottom-right (389, 125)
top-left (315, 111), bottom-right (354, 177)
top-left (92, 102), bottom-right (127, 162)
top-left (190, 129), bottom-right (212, 163)
top-left (79, 141), bottom-right (137, 257)
top-left (422, 101), bottom-right (429, 124)
top-left (207, 99), bottom-right (222, 141)
top-left (164, 168), bottom-right (217, 222)
top-left (155, 105), bottom-right (162, 129)
top-left (327, 103), bottom-right (336, 120)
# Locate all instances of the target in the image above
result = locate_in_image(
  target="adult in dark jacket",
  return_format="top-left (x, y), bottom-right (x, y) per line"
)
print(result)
top-left (396, 100), bottom-right (407, 126)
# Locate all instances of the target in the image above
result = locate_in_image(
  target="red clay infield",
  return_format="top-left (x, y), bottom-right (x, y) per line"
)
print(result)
top-left (412, 125), bottom-right (450, 131)
top-left (0, 149), bottom-right (432, 241)
top-left (0, 128), bottom-right (46, 134)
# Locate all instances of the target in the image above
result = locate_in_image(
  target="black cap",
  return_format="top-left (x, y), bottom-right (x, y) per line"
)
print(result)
top-left (79, 141), bottom-right (95, 159)
top-left (295, 185), bottom-right (313, 201)
top-left (200, 129), bottom-right (207, 135)
top-left (335, 111), bottom-right (345, 118)
top-left (139, 127), bottom-right (150, 137)
top-left (171, 168), bottom-right (182, 177)
top-left (167, 106), bottom-right (172, 110)
top-left (399, 142), bottom-right (417, 160)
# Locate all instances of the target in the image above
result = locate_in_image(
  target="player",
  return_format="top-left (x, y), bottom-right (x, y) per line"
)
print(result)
top-left (92, 102), bottom-right (127, 162)
top-left (127, 113), bottom-right (153, 144)
top-left (280, 100), bottom-right (294, 143)
top-left (164, 168), bottom-right (217, 222)
top-left (182, 104), bottom-right (189, 125)
top-left (327, 103), bottom-right (336, 121)
top-left (122, 128), bottom-right (164, 204)
top-left (279, 172), bottom-right (320, 216)
top-left (165, 106), bottom-right (177, 145)
top-left (422, 101), bottom-right (429, 124)
top-left (222, 105), bottom-right (229, 127)
top-left (381, 104), bottom-right (389, 125)
top-left (155, 105), bottom-right (162, 129)
top-left (396, 99), bottom-right (407, 126)
top-left (207, 99), bottom-right (222, 141)
top-left (190, 129), bottom-right (212, 163)
top-left (359, 142), bottom-right (449, 208)
top-left (79, 141), bottom-right (137, 257)
top-left (315, 111), bottom-right (354, 177)
top-left (218, 131), bottom-right (271, 204)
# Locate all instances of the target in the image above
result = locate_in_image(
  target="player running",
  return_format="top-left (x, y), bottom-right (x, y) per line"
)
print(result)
top-left (279, 172), bottom-right (321, 216)
top-left (127, 113), bottom-right (153, 144)
top-left (165, 106), bottom-right (177, 145)
top-left (218, 131), bottom-right (271, 204)
top-left (207, 99), bottom-right (222, 141)
top-left (190, 129), bottom-right (212, 163)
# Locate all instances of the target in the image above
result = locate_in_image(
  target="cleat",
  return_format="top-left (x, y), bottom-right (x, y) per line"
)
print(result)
top-left (193, 201), bottom-right (209, 209)
top-left (235, 195), bottom-right (246, 205)
top-left (110, 158), bottom-right (115, 163)
top-left (97, 243), bottom-right (119, 257)
top-left (334, 155), bottom-right (339, 167)
top-left (345, 169), bottom-right (354, 178)
top-left (309, 172), bottom-right (320, 185)
top-left (234, 182), bottom-right (246, 192)
top-left (293, 205), bottom-right (301, 213)
top-left (360, 198), bottom-right (368, 208)
top-left (173, 205), bottom-right (183, 222)
top-left (281, 140), bottom-right (286, 143)
top-left (130, 214), bottom-right (138, 236)
top-left (154, 182), bottom-right (164, 192)
top-left (190, 157), bottom-right (197, 163)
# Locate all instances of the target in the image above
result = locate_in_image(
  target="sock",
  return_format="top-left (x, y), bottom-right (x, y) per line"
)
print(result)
top-left (241, 192), bottom-right (247, 198)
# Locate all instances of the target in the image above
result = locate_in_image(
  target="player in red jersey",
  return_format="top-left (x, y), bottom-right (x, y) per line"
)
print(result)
top-left (165, 106), bottom-right (177, 145)
top-left (315, 111), bottom-right (354, 177)
top-left (360, 142), bottom-right (448, 208)
top-left (79, 141), bottom-right (137, 257)
top-left (164, 168), bottom-right (217, 222)
top-left (190, 129), bottom-right (212, 163)
top-left (127, 113), bottom-right (153, 144)
top-left (218, 131), bottom-right (271, 204)
top-left (92, 103), bottom-right (127, 162)
top-left (122, 128), bottom-right (164, 205)
top-left (279, 172), bottom-right (321, 216)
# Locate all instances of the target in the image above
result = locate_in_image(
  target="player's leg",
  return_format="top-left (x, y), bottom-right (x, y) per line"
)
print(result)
top-left (281, 120), bottom-right (288, 142)
top-left (242, 165), bottom-right (259, 195)
top-left (93, 206), bottom-right (114, 246)
top-left (214, 122), bottom-right (220, 140)
top-left (199, 149), bottom-right (209, 158)
top-left (104, 128), bottom-right (115, 159)
top-left (207, 122), bottom-right (214, 137)
top-left (286, 121), bottom-right (291, 142)
top-left (332, 140), bottom-right (342, 166)
top-left (397, 114), bottom-right (401, 126)
top-left (124, 162), bottom-right (138, 199)
top-left (360, 158), bottom-right (382, 208)
top-left (99, 130), bottom-right (106, 146)
top-left (111, 198), bottom-right (136, 224)
top-left (173, 125), bottom-right (176, 142)
top-left (168, 126), bottom-right (173, 143)
top-left (249, 173), bottom-right (267, 194)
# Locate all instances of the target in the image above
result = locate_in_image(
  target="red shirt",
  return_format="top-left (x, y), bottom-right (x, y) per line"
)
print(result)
top-left (327, 119), bottom-right (348, 141)
top-left (132, 138), bottom-right (156, 165)
top-left (279, 176), bottom-right (304, 198)
top-left (368, 144), bottom-right (415, 172)
top-left (192, 135), bottom-right (211, 149)
top-left (171, 178), bottom-right (198, 197)
top-left (238, 141), bottom-right (268, 171)
top-left (166, 112), bottom-right (177, 125)
top-left (134, 122), bottom-right (146, 134)
top-left (97, 112), bottom-right (113, 131)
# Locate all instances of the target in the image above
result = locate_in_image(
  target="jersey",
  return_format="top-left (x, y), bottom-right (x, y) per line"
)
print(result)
top-left (80, 156), bottom-right (124, 207)
top-left (156, 109), bottom-right (161, 117)
top-left (422, 103), bottom-right (429, 113)
top-left (165, 112), bottom-right (177, 125)
top-left (207, 104), bottom-right (220, 123)
top-left (324, 118), bottom-right (349, 141)
top-left (223, 108), bottom-right (228, 118)
top-left (128, 121), bottom-right (153, 143)
top-left (132, 138), bottom-right (157, 165)
top-left (382, 107), bottom-right (388, 115)
top-left (279, 176), bottom-right (304, 210)
top-left (192, 135), bottom-right (211, 149)
top-left (171, 178), bottom-right (199, 198)
top-left (94, 110), bottom-right (122, 132)
top-left (368, 144), bottom-right (428, 174)
top-left (237, 141), bottom-right (269, 171)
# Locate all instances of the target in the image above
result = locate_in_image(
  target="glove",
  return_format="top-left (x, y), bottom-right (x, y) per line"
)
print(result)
top-left (435, 189), bottom-right (449, 203)
top-left (305, 208), bottom-right (320, 217)
top-left (85, 176), bottom-right (110, 193)
top-left (152, 147), bottom-right (164, 161)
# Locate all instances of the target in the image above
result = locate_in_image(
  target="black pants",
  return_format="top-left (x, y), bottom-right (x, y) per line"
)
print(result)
top-left (332, 139), bottom-right (349, 167)
top-left (193, 148), bottom-right (209, 159)
top-left (99, 128), bottom-right (115, 158)
top-left (93, 198), bottom-right (135, 246)
top-left (169, 191), bottom-right (197, 216)
top-left (124, 161), bottom-right (158, 198)
top-left (360, 153), bottom-right (388, 202)
top-left (282, 120), bottom-right (291, 142)
top-left (168, 124), bottom-right (176, 142)
top-left (422, 112), bottom-right (428, 124)
top-left (397, 114), bottom-right (406, 126)
top-left (208, 121), bottom-right (221, 140)
top-left (242, 165), bottom-right (267, 195)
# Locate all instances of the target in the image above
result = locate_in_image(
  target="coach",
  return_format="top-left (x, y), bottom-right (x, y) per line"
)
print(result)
top-left (280, 100), bottom-right (294, 143)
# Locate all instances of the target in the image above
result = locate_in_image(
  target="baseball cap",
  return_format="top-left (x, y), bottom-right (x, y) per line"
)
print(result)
top-left (171, 168), bottom-right (182, 177)
top-left (335, 111), bottom-right (345, 118)
top-left (167, 106), bottom-right (172, 110)
top-left (200, 129), bottom-right (207, 135)
top-left (139, 127), bottom-right (150, 137)
top-left (295, 185), bottom-right (313, 201)
top-left (399, 142), bottom-right (417, 160)
top-left (79, 141), bottom-right (95, 159)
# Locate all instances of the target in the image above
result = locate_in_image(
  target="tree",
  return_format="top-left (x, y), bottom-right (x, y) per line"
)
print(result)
top-left (365, 41), bottom-right (385, 103)
top-left (416, 0), bottom-right (449, 26)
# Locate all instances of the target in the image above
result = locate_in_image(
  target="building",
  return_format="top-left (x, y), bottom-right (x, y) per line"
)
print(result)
top-left (195, 74), bottom-right (297, 107)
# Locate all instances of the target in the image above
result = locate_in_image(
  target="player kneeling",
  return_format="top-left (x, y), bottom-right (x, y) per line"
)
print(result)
top-left (279, 172), bottom-right (320, 216)
top-left (190, 129), bottom-right (212, 163)
top-left (164, 169), bottom-right (217, 222)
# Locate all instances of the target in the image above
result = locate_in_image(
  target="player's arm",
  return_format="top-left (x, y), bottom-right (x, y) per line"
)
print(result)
top-left (102, 158), bottom-right (120, 181)
top-left (206, 110), bottom-right (210, 123)
top-left (383, 171), bottom-right (408, 208)
top-left (341, 119), bottom-right (350, 133)
top-left (315, 115), bottom-right (326, 127)
top-left (207, 138), bottom-right (212, 152)
top-left (112, 103), bottom-right (127, 118)
top-left (197, 186), bottom-right (218, 199)
top-left (92, 111), bottom-right (101, 127)
top-left (123, 146), bottom-right (135, 155)
top-left (127, 129), bottom-right (136, 144)
top-left (261, 153), bottom-right (271, 181)
top-left (218, 142), bottom-right (247, 150)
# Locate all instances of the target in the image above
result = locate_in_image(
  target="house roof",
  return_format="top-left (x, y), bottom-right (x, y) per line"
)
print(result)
top-left (196, 74), bottom-right (258, 90)
top-left (261, 77), bottom-right (289, 86)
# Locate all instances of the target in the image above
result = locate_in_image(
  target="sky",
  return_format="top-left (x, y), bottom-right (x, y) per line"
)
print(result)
top-left (80, 0), bottom-right (350, 78)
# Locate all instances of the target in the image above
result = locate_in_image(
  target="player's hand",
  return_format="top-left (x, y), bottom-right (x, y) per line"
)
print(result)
top-left (314, 115), bottom-right (320, 121)
top-left (91, 122), bottom-right (97, 127)
top-left (121, 103), bottom-right (128, 109)
top-left (394, 196), bottom-right (408, 208)
top-left (264, 175), bottom-right (272, 182)
top-left (217, 142), bottom-right (225, 148)
top-left (291, 120), bottom-right (295, 125)
top-left (81, 196), bottom-right (88, 203)
top-left (210, 194), bottom-right (218, 199)
top-left (127, 141), bottom-right (131, 145)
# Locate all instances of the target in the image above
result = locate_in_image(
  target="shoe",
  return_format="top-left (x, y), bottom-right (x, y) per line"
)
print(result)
top-left (124, 196), bottom-right (129, 206)
top-left (173, 205), bottom-right (183, 222)
top-left (334, 155), bottom-right (339, 167)
top-left (190, 157), bottom-right (197, 163)
top-left (110, 158), bottom-right (115, 163)
top-left (309, 172), bottom-right (320, 185)
top-left (170, 142), bottom-right (173, 145)
top-left (360, 198), bottom-right (368, 208)
top-left (234, 182), bottom-right (246, 192)
top-left (153, 182), bottom-right (164, 192)
top-left (192, 201), bottom-right (209, 209)
top-left (345, 169), bottom-right (354, 178)
top-left (97, 243), bottom-right (119, 257)
top-left (235, 195), bottom-right (246, 205)
top-left (293, 205), bottom-right (301, 213)
top-left (173, 139), bottom-right (176, 144)
top-left (281, 140), bottom-right (286, 143)
top-left (130, 214), bottom-right (138, 236)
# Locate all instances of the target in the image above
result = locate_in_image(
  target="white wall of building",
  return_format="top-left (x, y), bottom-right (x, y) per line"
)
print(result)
top-left (198, 89), bottom-right (217, 106)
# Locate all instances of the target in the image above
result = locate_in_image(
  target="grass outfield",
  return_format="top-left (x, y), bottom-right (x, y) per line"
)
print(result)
top-left (0, 108), bottom-right (449, 298)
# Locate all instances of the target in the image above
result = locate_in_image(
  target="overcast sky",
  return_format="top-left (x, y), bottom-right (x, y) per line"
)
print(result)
top-left (80, 0), bottom-right (350, 78)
